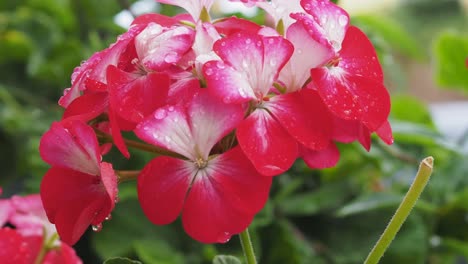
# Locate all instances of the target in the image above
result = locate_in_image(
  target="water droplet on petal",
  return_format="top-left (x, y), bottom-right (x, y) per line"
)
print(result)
top-left (105, 214), bottom-right (112, 221)
top-left (168, 106), bottom-right (175, 112)
top-left (154, 108), bottom-right (167, 120)
top-left (245, 38), bottom-right (251, 44)
top-left (92, 223), bottom-right (103, 232)
top-left (269, 59), bottom-right (277, 66)
top-left (205, 68), bottom-right (213, 76)
top-left (216, 61), bottom-right (225, 69)
top-left (164, 51), bottom-right (179, 63)
top-left (338, 15), bottom-right (348, 26)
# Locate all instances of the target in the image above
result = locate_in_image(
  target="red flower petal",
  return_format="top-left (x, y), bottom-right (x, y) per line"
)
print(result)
top-left (107, 65), bottom-right (171, 124)
top-left (300, 142), bottom-right (340, 169)
top-left (213, 16), bottom-right (262, 36)
top-left (0, 228), bottom-right (42, 264)
top-left (138, 157), bottom-right (194, 225)
top-left (339, 26), bottom-right (383, 82)
top-left (40, 167), bottom-right (115, 245)
top-left (39, 121), bottom-right (100, 175)
top-left (62, 92), bottom-right (108, 121)
top-left (311, 67), bottom-right (390, 131)
top-left (268, 89), bottom-right (332, 150)
top-left (376, 120), bottom-right (394, 145)
top-left (332, 116), bottom-right (371, 151)
top-left (237, 108), bottom-right (298, 176)
top-left (182, 147), bottom-right (271, 243)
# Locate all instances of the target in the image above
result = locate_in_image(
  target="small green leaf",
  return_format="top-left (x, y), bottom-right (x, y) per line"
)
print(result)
top-left (278, 182), bottom-right (349, 216)
top-left (212, 255), bottom-right (242, 264)
top-left (103, 257), bottom-right (142, 264)
top-left (391, 95), bottom-right (434, 127)
top-left (134, 240), bottom-right (184, 264)
top-left (434, 32), bottom-right (468, 91)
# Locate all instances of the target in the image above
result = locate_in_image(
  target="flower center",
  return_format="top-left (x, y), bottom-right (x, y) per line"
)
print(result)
top-left (195, 158), bottom-right (208, 169)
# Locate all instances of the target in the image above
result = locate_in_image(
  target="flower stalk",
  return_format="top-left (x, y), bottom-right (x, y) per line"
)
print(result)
top-left (239, 228), bottom-right (257, 264)
top-left (364, 156), bottom-right (434, 264)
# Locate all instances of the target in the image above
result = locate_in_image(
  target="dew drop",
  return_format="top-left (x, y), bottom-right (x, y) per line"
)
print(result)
top-left (164, 51), bottom-right (179, 63)
top-left (105, 214), bottom-right (112, 221)
top-left (216, 61), bottom-right (225, 69)
top-left (343, 110), bottom-right (351, 115)
top-left (168, 106), bottom-right (175, 112)
top-left (164, 135), bottom-right (172, 142)
top-left (338, 15), bottom-right (348, 26)
top-left (220, 41), bottom-right (226, 47)
top-left (303, 3), bottom-right (311, 10)
top-left (154, 108), bottom-right (167, 120)
top-left (269, 59), bottom-right (277, 66)
top-left (92, 223), bottom-right (103, 232)
top-left (245, 38), bottom-right (252, 44)
top-left (205, 68), bottom-right (213, 76)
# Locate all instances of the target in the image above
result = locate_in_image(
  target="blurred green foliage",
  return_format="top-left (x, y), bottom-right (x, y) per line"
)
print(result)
top-left (1, 1), bottom-right (468, 264)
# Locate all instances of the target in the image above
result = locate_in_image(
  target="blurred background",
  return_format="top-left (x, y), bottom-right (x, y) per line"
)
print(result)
top-left (1, 0), bottom-right (468, 263)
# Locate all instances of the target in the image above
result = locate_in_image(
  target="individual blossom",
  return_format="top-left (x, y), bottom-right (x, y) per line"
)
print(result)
top-left (39, 120), bottom-right (118, 245)
top-left (204, 31), bottom-right (333, 176)
top-left (292, 0), bottom-right (391, 134)
top-left (135, 89), bottom-right (272, 243)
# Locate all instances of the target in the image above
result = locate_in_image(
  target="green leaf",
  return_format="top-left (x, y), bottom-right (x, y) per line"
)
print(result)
top-left (353, 15), bottom-right (425, 60)
top-left (433, 32), bottom-right (468, 92)
top-left (212, 255), bottom-right (242, 264)
top-left (103, 257), bottom-right (142, 264)
top-left (278, 182), bottom-right (349, 216)
top-left (134, 240), bottom-right (185, 264)
top-left (391, 95), bottom-right (434, 127)
top-left (92, 199), bottom-right (182, 259)
top-left (336, 192), bottom-right (437, 217)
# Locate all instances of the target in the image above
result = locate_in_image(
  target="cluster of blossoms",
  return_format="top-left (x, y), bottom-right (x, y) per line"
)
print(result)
top-left (39, 0), bottom-right (393, 246)
top-left (0, 188), bottom-right (82, 263)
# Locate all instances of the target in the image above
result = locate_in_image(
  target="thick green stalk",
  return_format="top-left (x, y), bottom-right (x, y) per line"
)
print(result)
top-left (239, 228), bottom-right (257, 264)
top-left (364, 156), bottom-right (434, 264)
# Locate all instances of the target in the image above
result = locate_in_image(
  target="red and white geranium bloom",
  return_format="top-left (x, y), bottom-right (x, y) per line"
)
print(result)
top-left (39, 120), bottom-right (118, 245)
top-left (135, 89), bottom-right (272, 243)
top-left (204, 32), bottom-right (333, 176)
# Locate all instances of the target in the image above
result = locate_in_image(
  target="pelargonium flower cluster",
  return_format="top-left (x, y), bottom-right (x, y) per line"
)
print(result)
top-left (0, 189), bottom-right (82, 263)
top-left (39, 0), bottom-right (393, 245)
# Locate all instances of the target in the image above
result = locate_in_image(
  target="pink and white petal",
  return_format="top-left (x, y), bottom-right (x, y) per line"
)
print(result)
top-left (62, 92), bottom-right (108, 121)
top-left (237, 109), bottom-right (298, 176)
top-left (261, 36), bottom-right (294, 92)
top-left (311, 67), bottom-right (391, 131)
top-left (300, 142), bottom-right (340, 169)
top-left (300, 0), bottom-right (349, 51)
top-left (256, 0), bottom-right (302, 29)
top-left (40, 167), bottom-right (113, 245)
top-left (376, 120), bottom-right (393, 145)
top-left (268, 89), bottom-right (332, 150)
top-left (204, 60), bottom-right (256, 103)
top-left (135, 105), bottom-right (196, 160)
top-left (39, 121), bottom-right (100, 175)
top-left (188, 90), bottom-right (245, 159)
top-left (138, 157), bottom-right (195, 225)
top-left (193, 22), bottom-right (221, 57)
top-left (339, 26), bottom-right (383, 82)
top-left (280, 22), bottom-right (334, 92)
top-left (135, 24), bottom-right (194, 71)
top-left (107, 65), bottom-right (171, 124)
top-left (156, 0), bottom-right (214, 21)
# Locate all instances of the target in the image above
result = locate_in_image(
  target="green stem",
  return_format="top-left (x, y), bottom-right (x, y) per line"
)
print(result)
top-left (34, 232), bottom-right (59, 264)
top-left (364, 156), bottom-right (434, 264)
top-left (239, 228), bottom-right (257, 264)
top-left (116, 170), bottom-right (140, 183)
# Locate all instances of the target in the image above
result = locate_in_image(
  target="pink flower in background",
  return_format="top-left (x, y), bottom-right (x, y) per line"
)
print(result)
top-left (0, 192), bottom-right (82, 263)
top-left (40, 120), bottom-right (118, 245)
